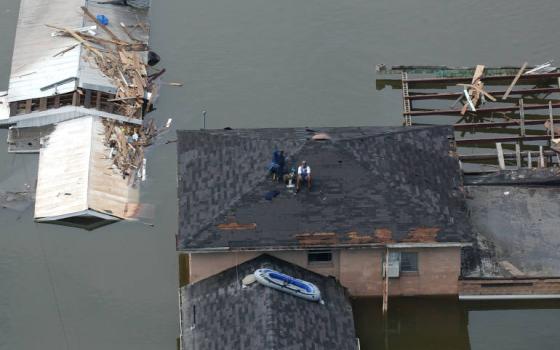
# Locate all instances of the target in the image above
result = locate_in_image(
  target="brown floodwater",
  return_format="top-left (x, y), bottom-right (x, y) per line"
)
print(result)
top-left (1, 0), bottom-right (560, 348)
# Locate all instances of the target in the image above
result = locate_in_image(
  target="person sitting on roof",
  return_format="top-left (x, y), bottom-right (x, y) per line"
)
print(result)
top-left (296, 160), bottom-right (311, 192)
top-left (268, 150), bottom-right (285, 181)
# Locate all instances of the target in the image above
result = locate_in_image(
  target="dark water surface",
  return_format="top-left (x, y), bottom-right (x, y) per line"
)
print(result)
top-left (1, 0), bottom-right (560, 348)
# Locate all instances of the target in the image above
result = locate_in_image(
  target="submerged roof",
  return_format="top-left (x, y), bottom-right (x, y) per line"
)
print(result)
top-left (180, 254), bottom-right (357, 350)
top-left (177, 126), bottom-right (473, 251)
top-left (7, 0), bottom-right (150, 102)
top-left (34, 115), bottom-right (139, 222)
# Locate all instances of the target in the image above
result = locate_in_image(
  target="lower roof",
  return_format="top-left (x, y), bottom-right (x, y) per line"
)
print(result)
top-left (181, 254), bottom-right (357, 350)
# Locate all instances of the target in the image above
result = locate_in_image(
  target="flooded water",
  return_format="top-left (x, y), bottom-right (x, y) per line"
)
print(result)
top-left (1, 0), bottom-right (560, 348)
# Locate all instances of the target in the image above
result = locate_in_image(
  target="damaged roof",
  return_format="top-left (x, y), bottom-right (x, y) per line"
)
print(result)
top-left (177, 126), bottom-right (473, 251)
top-left (7, 0), bottom-right (150, 102)
top-left (34, 115), bottom-right (139, 222)
top-left (180, 254), bottom-right (357, 350)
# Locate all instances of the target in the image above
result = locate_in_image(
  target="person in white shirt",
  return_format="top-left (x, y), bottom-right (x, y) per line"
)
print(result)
top-left (296, 160), bottom-right (311, 192)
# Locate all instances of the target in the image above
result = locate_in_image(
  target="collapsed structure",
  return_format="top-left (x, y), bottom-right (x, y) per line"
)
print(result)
top-left (1, 0), bottom-right (164, 228)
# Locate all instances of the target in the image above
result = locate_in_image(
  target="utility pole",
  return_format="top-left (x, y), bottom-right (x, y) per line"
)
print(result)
top-left (202, 110), bottom-right (207, 129)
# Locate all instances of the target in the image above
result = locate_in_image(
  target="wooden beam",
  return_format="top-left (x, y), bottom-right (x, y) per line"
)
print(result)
top-left (9, 102), bottom-right (17, 116)
top-left (95, 91), bottom-right (102, 110)
top-left (549, 101), bottom-right (554, 140)
top-left (81, 6), bottom-right (120, 41)
top-left (72, 91), bottom-right (79, 106)
top-left (25, 99), bottom-right (32, 113)
top-left (404, 71), bottom-right (560, 84)
top-left (502, 62), bottom-right (528, 100)
top-left (39, 97), bottom-right (47, 111)
top-left (539, 145), bottom-right (545, 167)
top-left (496, 143), bottom-right (506, 170)
top-left (84, 89), bottom-right (92, 108)
top-left (407, 87), bottom-right (560, 101)
top-left (409, 102), bottom-right (560, 116)
top-left (456, 135), bottom-right (551, 145)
top-left (54, 95), bottom-right (60, 108)
top-left (528, 152), bottom-right (532, 168)
top-left (515, 143), bottom-right (521, 168)
top-left (520, 99), bottom-right (525, 137)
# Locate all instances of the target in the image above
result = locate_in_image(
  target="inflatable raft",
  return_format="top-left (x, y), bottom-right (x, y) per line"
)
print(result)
top-left (254, 268), bottom-right (321, 302)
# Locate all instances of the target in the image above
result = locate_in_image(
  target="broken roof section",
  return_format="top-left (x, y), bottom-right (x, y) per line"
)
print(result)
top-left (7, 0), bottom-right (150, 102)
top-left (177, 126), bottom-right (473, 251)
top-left (34, 115), bottom-right (139, 227)
top-left (180, 254), bottom-right (357, 350)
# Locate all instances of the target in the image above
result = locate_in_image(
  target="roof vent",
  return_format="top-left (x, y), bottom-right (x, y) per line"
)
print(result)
top-left (312, 133), bottom-right (331, 141)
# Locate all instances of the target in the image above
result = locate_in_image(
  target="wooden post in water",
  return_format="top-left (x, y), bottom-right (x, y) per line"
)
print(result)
top-left (549, 101), bottom-right (554, 140)
top-left (528, 152), bottom-right (532, 168)
top-left (382, 247), bottom-right (389, 315)
top-left (515, 143), bottom-right (521, 168)
top-left (519, 99), bottom-right (525, 137)
top-left (539, 146), bottom-right (545, 168)
top-left (496, 143), bottom-right (506, 170)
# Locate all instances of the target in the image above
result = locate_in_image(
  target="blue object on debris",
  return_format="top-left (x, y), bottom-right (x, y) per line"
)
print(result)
top-left (96, 14), bottom-right (109, 26)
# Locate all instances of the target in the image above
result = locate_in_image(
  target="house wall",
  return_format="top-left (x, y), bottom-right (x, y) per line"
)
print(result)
top-left (186, 247), bottom-right (461, 297)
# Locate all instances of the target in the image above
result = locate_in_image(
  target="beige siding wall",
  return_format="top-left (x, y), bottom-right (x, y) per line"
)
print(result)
top-left (187, 247), bottom-right (461, 297)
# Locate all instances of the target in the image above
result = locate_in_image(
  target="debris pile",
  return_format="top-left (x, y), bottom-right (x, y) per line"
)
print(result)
top-left (103, 118), bottom-right (171, 183)
top-left (49, 6), bottom-right (162, 118)
top-left (105, 119), bottom-right (151, 182)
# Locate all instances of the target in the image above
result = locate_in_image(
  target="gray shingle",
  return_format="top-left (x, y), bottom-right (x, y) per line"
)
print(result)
top-left (180, 254), bottom-right (357, 350)
top-left (177, 126), bottom-right (473, 250)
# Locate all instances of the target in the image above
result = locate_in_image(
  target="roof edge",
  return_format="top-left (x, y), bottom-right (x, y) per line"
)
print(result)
top-left (177, 242), bottom-right (470, 252)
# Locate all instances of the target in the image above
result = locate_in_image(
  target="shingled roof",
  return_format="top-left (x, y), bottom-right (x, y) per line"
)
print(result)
top-left (180, 254), bottom-right (357, 350)
top-left (177, 126), bottom-right (473, 251)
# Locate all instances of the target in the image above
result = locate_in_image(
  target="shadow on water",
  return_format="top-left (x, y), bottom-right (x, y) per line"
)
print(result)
top-left (352, 297), bottom-right (560, 350)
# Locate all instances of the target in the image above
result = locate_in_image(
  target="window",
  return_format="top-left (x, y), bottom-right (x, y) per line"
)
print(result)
top-left (308, 250), bottom-right (332, 264)
top-left (400, 252), bottom-right (418, 272)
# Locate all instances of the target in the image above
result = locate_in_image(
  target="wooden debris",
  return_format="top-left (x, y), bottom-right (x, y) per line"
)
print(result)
top-left (102, 118), bottom-right (162, 182)
top-left (81, 6), bottom-right (120, 41)
top-left (502, 62), bottom-right (528, 100)
top-left (48, 10), bottom-right (163, 119)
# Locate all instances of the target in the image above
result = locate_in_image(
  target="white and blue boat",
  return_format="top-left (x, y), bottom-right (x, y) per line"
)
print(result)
top-left (254, 268), bottom-right (321, 302)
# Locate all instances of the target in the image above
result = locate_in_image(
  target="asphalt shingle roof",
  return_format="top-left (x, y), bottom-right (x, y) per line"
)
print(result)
top-left (177, 126), bottom-right (472, 251)
top-left (180, 254), bottom-right (357, 350)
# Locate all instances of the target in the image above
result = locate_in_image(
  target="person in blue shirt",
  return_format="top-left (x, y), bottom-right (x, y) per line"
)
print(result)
top-left (269, 150), bottom-right (285, 181)
top-left (296, 160), bottom-right (311, 192)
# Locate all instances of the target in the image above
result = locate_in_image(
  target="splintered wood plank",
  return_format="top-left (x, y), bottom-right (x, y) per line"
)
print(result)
top-left (496, 142), bottom-right (506, 169)
top-left (502, 62), bottom-right (528, 100)
top-left (472, 64), bottom-right (485, 83)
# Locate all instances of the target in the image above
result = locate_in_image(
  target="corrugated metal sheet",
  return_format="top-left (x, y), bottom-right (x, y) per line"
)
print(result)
top-left (0, 105), bottom-right (143, 128)
top-left (34, 115), bottom-right (139, 221)
top-left (34, 115), bottom-right (92, 219)
top-left (8, 0), bottom-right (151, 102)
top-left (7, 0), bottom-right (84, 102)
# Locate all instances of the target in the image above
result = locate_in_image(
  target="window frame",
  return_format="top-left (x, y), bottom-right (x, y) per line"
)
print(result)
top-left (307, 250), bottom-right (333, 266)
top-left (400, 251), bottom-right (419, 273)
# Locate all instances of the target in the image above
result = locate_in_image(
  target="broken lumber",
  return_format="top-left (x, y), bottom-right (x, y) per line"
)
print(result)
top-left (502, 62), bottom-right (528, 100)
